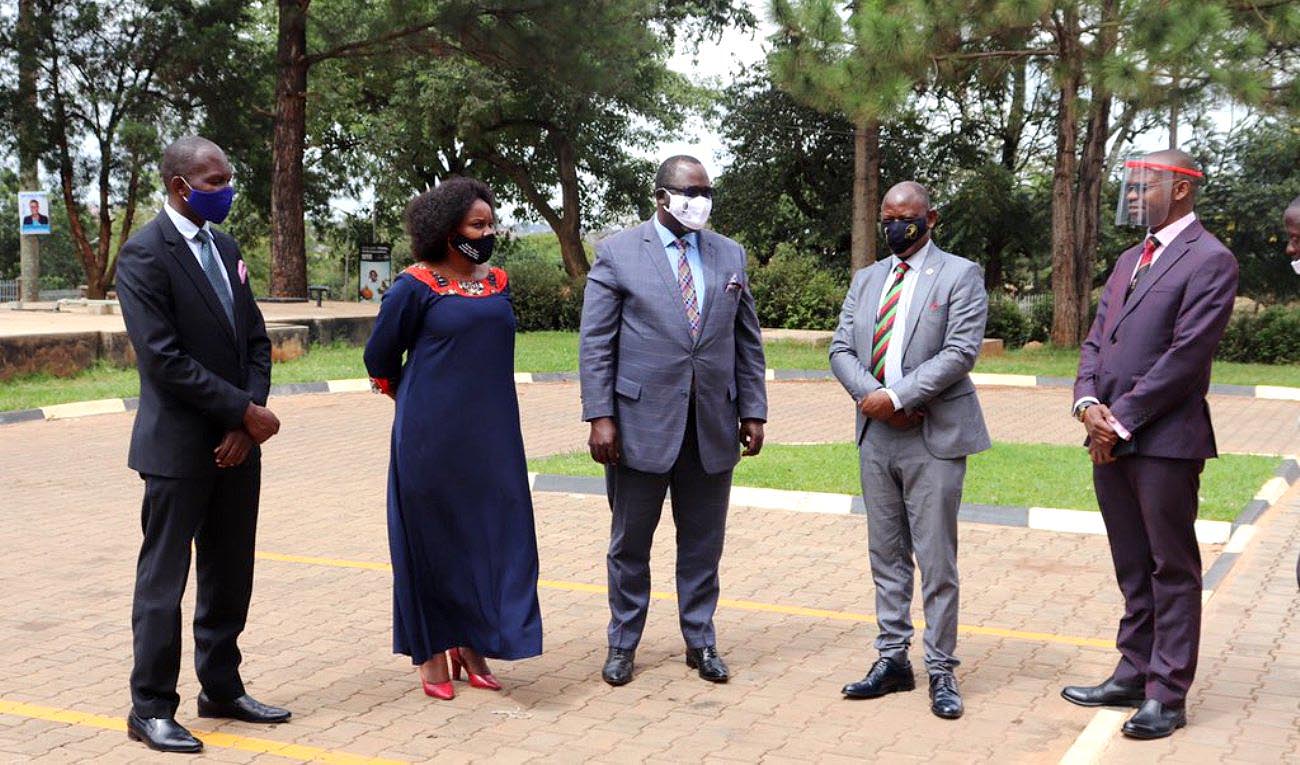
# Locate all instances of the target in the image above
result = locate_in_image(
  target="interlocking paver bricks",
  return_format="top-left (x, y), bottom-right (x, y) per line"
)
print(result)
top-left (1, 381), bottom-right (1296, 763)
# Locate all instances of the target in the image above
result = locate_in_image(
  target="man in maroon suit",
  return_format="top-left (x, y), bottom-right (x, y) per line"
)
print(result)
top-left (1060, 149), bottom-right (1238, 740)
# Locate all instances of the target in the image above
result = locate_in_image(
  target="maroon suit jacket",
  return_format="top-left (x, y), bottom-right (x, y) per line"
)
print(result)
top-left (1074, 219), bottom-right (1238, 460)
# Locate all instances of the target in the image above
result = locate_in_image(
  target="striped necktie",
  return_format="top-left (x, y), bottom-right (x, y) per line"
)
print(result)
top-left (674, 237), bottom-right (701, 340)
top-left (870, 260), bottom-right (911, 383)
top-left (195, 228), bottom-right (235, 329)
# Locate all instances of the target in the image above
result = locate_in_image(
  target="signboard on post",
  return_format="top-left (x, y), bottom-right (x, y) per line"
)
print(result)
top-left (18, 191), bottom-right (51, 235)
top-left (358, 242), bottom-right (392, 303)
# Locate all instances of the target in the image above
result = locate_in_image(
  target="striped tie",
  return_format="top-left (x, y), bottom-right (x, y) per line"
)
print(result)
top-left (870, 261), bottom-right (911, 383)
top-left (675, 238), bottom-right (701, 339)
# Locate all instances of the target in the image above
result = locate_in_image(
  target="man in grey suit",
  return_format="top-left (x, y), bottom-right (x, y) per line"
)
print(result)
top-left (830, 181), bottom-right (990, 719)
top-left (579, 155), bottom-right (768, 686)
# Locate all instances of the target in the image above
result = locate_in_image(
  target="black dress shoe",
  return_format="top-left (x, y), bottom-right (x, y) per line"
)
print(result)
top-left (685, 646), bottom-right (729, 682)
top-left (841, 657), bottom-right (915, 699)
top-left (1061, 676), bottom-right (1145, 708)
top-left (1122, 699), bottom-right (1187, 740)
top-left (929, 672), bottom-right (964, 719)
top-left (126, 712), bottom-right (203, 753)
top-left (602, 647), bottom-right (635, 686)
top-left (197, 692), bottom-right (291, 724)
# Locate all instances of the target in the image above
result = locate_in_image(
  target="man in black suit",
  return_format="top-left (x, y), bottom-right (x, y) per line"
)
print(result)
top-left (22, 198), bottom-right (49, 225)
top-left (116, 136), bottom-right (289, 754)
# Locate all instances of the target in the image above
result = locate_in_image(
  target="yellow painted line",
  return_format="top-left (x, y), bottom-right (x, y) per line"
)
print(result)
top-left (0, 699), bottom-right (405, 764)
top-left (256, 552), bottom-right (1113, 650)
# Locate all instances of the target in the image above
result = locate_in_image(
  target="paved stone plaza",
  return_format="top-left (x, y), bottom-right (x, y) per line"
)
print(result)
top-left (1, 381), bottom-right (1297, 763)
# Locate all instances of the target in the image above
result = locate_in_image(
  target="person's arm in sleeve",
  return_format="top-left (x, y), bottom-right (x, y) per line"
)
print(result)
top-left (363, 275), bottom-right (425, 397)
top-left (1072, 266), bottom-right (1121, 416)
top-left (890, 262), bottom-right (987, 410)
top-left (1108, 250), bottom-right (1238, 434)
top-left (733, 251), bottom-right (767, 422)
top-left (578, 244), bottom-right (622, 422)
top-left (829, 268), bottom-right (885, 402)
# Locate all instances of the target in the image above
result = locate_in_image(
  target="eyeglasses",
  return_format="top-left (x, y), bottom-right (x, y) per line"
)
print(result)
top-left (659, 185), bottom-right (714, 199)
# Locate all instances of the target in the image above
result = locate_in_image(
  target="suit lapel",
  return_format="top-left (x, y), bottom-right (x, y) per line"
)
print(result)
top-left (1110, 222), bottom-right (1204, 334)
top-left (640, 220), bottom-right (695, 347)
top-left (901, 247), bottom-right (946, 356)
top-left (216, 233), bottom-right (247, 353)
top-left (158, 212), bottom-right (238, 346)
top-left (860, 262), bottom-right (890, 352)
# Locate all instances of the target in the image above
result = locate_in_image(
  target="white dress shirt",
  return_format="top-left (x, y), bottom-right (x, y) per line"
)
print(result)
top-left (875, 241), bottom-right (932, 409)
top-left (164, 202), bottom-right (232, 299)
top-left (1072, 212), bottom-right (1198, 436)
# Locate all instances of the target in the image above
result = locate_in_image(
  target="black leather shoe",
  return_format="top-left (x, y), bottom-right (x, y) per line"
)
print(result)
top-left (1061, 677), bottom-right (1145, 708)
top-left (1121, 699), bottom-right (1186, 740)
top-left (929, 672), bottom-right (964, 719)
top-left (685, 646), bottom-right (729, 683)
top-left (602, 647), bottom-right (635, 686)
top-left (126, 712), bottom-right (203, 753)
top-left (841, 657), bottom-right (916, 699)
top-left (197, 693), bottom-right (291, 724)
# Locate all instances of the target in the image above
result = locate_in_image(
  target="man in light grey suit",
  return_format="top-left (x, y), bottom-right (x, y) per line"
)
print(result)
top-left (579, 155), bottom-right (768, 686)
top-left (830, 181), bottom-right (990, 719)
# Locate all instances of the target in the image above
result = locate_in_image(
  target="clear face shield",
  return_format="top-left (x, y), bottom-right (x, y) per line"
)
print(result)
top-left (1115, 158), bottom-right (1203, 229)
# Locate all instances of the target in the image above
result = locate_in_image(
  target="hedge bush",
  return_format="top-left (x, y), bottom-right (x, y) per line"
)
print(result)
top-left (506, 259), bottom-right (585, 331)
top-left (1217, 305), bottom-right (1300, 365)
top-left (985, 296), bottom-right (1029, 348)
top-left (748, 245), bottom-right (846, 330)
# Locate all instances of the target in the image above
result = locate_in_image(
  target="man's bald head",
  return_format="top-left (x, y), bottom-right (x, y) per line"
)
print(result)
top-left (1287, 194), bottom-right (1300, 217)
top-left (882, 181), bottom-right (931, 211)
top-left (160, 136), bottom-right (228, 190)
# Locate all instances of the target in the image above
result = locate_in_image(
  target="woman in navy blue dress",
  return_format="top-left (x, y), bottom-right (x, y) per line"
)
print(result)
top-left (364, 178), bottom-right (542, 700)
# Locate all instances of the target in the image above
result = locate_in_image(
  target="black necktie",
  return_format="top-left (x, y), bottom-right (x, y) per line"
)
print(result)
top-left (195, 228), bottom-right (235, 329)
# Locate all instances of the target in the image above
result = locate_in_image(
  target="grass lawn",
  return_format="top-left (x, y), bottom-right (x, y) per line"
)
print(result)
top-left (527, 441), bottom-right (1279, 522)
top-left (2, 331), bottom-right (1295, 412)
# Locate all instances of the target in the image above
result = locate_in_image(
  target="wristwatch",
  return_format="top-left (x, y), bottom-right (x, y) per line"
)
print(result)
top-left (1074, 403), bottom-right (1092, 422)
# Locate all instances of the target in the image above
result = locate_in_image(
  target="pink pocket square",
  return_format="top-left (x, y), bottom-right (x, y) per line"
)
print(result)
top-left (237, 259), bottom-right (248, 284)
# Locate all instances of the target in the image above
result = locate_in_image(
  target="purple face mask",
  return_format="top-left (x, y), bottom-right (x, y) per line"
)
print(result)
top-left (180, 178), bottom-right (235, 224)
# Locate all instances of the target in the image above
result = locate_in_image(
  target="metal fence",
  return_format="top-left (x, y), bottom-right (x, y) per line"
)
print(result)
top-left (0, 280), bottom-right (84, 303)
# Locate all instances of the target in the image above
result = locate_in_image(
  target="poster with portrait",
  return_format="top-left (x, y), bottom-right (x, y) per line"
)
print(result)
top-left (358, 243), bottom-right (392, 303)
top-left (18, 191), bottom-right (51, 235)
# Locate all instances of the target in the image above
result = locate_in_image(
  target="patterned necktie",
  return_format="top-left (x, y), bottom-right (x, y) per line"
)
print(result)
top-left (675, 237), bottom-right (701, 340)
top-left (870, 260), bottom-right (911, 383)
top-left (1126, 236), bottom-right (1158, 301)
top-left (195, 228), bottom-right (235, 329)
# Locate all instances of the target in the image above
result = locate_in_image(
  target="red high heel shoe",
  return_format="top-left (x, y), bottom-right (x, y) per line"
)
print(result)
top-left (419, 653), bottom-right (454, 700)
top-left (448, 647), bottom-right (502, 691)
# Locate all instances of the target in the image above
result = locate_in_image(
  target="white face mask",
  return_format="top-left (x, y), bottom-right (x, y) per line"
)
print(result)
top-left (1291, 258), bottom-right (1300, 276)
top-left (662, 191), bottom-right (712, 231)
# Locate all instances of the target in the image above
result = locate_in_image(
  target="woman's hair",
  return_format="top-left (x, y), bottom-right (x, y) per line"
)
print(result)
top-left (405, 177), bottom-right (495, 263)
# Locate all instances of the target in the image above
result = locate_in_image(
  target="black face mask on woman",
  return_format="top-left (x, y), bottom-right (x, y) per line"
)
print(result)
top-left (882, 217), bottom-right (928, 256)
top-left (451, 233), bottom-right (496, 264)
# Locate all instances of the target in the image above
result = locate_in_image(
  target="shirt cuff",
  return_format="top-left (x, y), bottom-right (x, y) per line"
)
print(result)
top-left (1106, 414), bottom-right (1133, 441)
top-left (1072, 396), bottom-right (1100, 417)
top-left (883, 389), bottom-right (901, 411)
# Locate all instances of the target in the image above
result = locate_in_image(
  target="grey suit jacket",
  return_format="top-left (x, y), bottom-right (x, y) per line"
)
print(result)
top-left (579, 220), bottom-right (768, 475)
top-left (829, 244), bottom-right (991, 459)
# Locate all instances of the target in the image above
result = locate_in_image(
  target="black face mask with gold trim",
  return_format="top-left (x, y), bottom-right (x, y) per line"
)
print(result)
top-left (882, 217), bottom-right (928, 256)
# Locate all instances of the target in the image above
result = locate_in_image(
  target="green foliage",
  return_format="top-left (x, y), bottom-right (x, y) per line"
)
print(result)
top-left (747, 245), bottom-right (846, 330)
top-left (505, 258), bottom-right (585, 332)
top-left (1217, 306), bottom-right (1300, 365)
top-left (985, 297), bottom-right (1029, 348)
top-left (1195, 120), bottom-right (1300, 303)
top-left (1026, 295), bottom-right (1054, 343)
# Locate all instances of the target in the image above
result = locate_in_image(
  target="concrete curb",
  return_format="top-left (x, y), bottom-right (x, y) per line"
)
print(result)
top-left (7, 368), bottom-right (1297, 426)
top-left (527, 457), bottom-right (1299, 545)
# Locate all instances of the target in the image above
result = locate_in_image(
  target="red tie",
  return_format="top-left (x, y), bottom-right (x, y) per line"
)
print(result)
top-left (1126, 236), bottom-right (1157, 300)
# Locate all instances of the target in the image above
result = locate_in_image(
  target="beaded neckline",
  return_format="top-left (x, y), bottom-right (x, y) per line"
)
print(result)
top-left (403, 263), bottom-right (507, 297)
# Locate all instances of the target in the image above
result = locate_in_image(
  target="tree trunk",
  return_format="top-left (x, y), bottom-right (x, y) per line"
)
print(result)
top-left (850, 118), bottom-right (869, 271)
top-left (270, 0), bottom-right (310, 298)
top-left (1074, 92), bottom-right (1111, 339)
top-left (553, 133), bottom-right (590, 277)
top-left (1049, 33), bottom-right (1082, 346)
top-left (17, 0), bottom-right (40, 302)
top-left (850, 118), bottom-right (880, 271)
